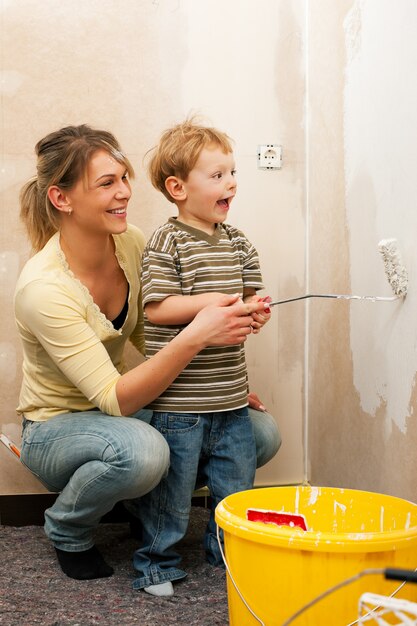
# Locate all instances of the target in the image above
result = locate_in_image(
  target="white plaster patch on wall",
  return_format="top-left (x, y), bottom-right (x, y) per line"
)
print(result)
top-left (0, 0), bottom-right (13, 11)
top-left (344, 0), bottom-right (362, 63)
top-left (1, 421), bottom-right (21, 446)
top-left (0, 251), bottom-right (20, 294)
top-left (0, 156), bottom-right (34, 193)
top-left (344, 0), bottom-right (417, 434)
top-left (0, 70), bottom-right (24, 96)
top-left (0, 159), bottom-right (16, 193)
top-left (0, 343), bottom-right (16, 385)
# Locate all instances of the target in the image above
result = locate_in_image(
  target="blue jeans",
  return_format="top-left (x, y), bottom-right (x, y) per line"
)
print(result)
top-left (20, 409), bottom-right (169, 552)
top-left (246, 407), bottom-right (281, 470)
top-left (130, 408), bottom-right (256, 590)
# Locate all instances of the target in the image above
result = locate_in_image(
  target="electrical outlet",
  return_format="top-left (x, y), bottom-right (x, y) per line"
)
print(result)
top-left (257, 144), bottom-right (282, 170)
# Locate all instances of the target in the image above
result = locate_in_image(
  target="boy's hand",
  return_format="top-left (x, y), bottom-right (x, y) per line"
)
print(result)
top-left (244, 295), bottom-right (272, 334)
top-left (190, 294), bottom-right (268, 347)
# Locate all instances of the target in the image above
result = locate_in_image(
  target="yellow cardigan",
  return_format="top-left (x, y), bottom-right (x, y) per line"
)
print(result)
top-left (14, 224), bottom-right (146, 422)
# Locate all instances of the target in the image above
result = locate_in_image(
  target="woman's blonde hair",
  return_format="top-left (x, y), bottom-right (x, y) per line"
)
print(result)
top-left (20, 124), bottom-right (134, 251)
top-left (147, 118), bottom-right (233, 203)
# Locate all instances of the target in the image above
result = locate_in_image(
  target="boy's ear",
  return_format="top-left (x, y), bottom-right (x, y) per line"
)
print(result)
top-left (165, 176), bottom-right (187, 202)
top-left (47, 186), bottom-right (72, 213)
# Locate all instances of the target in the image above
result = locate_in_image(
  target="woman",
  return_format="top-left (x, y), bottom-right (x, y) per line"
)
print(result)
top-left (15, 124), bottom-right (280, 581)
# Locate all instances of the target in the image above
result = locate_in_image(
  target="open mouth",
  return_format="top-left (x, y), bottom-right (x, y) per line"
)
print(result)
top-left (107, 208), bottom-right (126, 215)
top-left (217, 198), bottom-right (230, 209)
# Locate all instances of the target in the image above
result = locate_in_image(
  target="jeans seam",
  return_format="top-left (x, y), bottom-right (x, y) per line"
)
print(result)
top-left (23, 431), bottom-right (118, 450)
top-left (147, 480), bottom-right (167, 555)
top-left (72, 463), bottom-right (114, 513)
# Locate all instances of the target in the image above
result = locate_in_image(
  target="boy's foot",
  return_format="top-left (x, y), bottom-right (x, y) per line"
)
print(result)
top-left (55, 546), bottom-right (114, 580)
top-left (144, 581), bottom-right (174, 597)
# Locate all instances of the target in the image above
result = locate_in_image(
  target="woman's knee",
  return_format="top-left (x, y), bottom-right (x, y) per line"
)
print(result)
top-left (249, 408), bottom-right (282, 468)
top-left (110, 420), bottom-right (170, 498)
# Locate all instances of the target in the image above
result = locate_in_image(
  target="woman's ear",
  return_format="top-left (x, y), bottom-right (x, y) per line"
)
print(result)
top-left (47, 186), bottom-right (72, 213)
top-left (165, 176), bottom-right (187, 202)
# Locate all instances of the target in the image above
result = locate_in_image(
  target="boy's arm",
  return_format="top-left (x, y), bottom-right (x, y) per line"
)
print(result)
top-left (142, 231), bottom-right (230, 326)
top-left (243, 288), bottom-right (257, 302)
top-left (145, 292), bottom-right (229, 325)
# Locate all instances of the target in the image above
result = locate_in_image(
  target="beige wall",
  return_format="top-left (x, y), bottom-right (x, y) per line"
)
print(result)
top-left (0, 0), bottom-right (306, 494)
top-left (3, 0), bottom-right (415, 503)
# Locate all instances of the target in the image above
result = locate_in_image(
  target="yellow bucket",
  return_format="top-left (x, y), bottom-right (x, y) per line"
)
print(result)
top-left (215, 486), bottom-right (417, 625)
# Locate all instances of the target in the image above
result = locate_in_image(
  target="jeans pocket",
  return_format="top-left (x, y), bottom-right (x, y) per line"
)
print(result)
top-left (228, 407), bottom-right (249, 420)
top-left (152, 412), bottom-right (200, 434)
top-left (20, 422), bottom-right (61, 492)
top-left (21, 417), bottom-right (32, 435)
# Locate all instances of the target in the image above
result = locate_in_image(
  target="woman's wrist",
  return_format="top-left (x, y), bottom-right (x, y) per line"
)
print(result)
top-left (175, 319), bottom-right (207, 353)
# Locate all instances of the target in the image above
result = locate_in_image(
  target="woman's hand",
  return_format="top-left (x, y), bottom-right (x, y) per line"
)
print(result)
top-left (248, 391), bottom-right (267, 412)
top-left (188, 294), bottom-right (269, 347)
top-left (117, 295), bottom-right (268, 416)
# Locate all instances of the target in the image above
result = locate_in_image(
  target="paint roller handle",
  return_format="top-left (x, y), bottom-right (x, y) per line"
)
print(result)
top-left (385, 568), bottom-right (417, 583)
top-left (268, 293), bottom-right (400, 306)
top-left (268, 294), bottom-right (340, 306)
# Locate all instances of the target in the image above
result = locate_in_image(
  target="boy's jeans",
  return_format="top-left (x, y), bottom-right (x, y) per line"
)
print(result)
top-left (20, 409), bottom-right (169, 552)
top-left (131, 407), bottom-right (256, 590)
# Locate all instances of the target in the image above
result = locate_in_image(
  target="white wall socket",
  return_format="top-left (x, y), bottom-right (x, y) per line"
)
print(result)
top-left (257, 144), bottom-right (282, 169)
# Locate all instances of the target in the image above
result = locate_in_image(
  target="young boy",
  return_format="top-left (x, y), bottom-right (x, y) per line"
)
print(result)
top-left (133, 119), bottom-right (271, 596)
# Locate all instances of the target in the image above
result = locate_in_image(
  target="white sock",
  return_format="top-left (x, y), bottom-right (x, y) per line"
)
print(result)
top-left (144, 581), bottom-right (174, 597)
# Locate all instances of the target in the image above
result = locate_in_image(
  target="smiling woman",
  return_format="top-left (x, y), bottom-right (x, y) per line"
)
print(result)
top-left (50, 150), bottom-right (131, 234)
top-left (14, 124), bottom-right (279, 584)
top-left (20, 126), bottom-right (135, 253)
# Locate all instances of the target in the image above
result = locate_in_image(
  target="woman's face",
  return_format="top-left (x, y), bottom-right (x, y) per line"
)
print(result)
top-left (65, 149), bottom-right (131, 236)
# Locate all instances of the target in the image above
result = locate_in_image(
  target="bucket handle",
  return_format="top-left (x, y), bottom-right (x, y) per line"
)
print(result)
top-left (217, 523), bottom-right (417, 626)
top-left (216, 523), bottom-right (266, 626)
top-left (283, 569), bottom-right (414, 626)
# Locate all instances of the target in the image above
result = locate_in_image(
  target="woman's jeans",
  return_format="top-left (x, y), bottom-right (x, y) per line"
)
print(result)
top-left (130, 408), bottom-right (256, 590)
top-left (20, 409), bottom-right (169, 552)
top-left (248, 407), bottom-right (281, 470)
top-left (20, 407), bottom-right (281, 557)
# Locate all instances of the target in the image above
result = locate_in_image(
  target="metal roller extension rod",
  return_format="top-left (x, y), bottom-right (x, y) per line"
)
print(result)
top-left (268, 238), bottom-right (408, 307)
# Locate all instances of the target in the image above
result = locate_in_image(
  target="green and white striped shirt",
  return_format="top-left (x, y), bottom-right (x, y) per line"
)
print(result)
top-left (142, 218), bottom-right (264, 412)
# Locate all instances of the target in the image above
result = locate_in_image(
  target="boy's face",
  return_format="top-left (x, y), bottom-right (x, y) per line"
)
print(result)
top-left (179, 144), bottom-right (237, 234)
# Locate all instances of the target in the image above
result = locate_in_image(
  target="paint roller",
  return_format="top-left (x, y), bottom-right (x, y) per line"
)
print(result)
top-left (267, 238), bottom-right (408, 307)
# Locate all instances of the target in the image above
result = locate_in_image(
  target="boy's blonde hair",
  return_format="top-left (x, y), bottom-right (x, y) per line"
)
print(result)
top-left (148, 118), bottom-right (233, 203)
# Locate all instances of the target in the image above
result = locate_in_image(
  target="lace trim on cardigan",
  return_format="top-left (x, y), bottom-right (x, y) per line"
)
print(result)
top-left (55, 234), bottom-right (130, 336)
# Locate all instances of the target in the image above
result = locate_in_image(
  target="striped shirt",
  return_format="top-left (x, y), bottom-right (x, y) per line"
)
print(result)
top-left (142, 218), bottom-right (264, 412)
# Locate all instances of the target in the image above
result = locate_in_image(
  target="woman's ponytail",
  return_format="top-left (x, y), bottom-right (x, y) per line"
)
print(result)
top-left (20, 177), bottom-right (59, 252)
